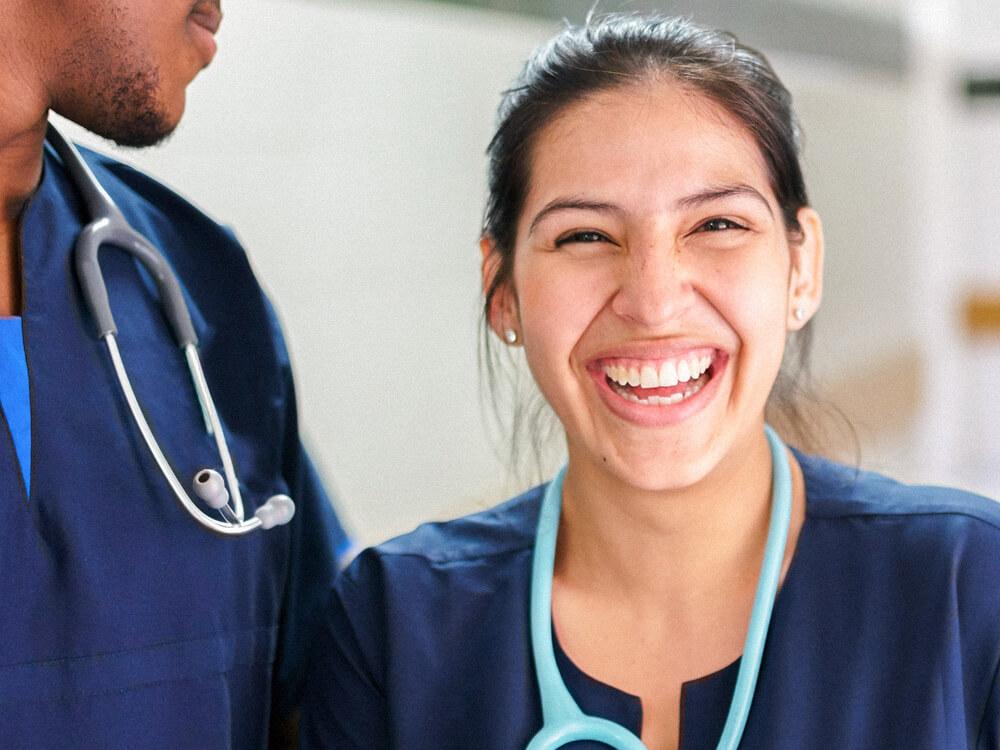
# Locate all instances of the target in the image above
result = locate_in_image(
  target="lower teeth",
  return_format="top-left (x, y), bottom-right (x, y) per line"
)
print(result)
top-left (610, 375), bottom-right (707, 406)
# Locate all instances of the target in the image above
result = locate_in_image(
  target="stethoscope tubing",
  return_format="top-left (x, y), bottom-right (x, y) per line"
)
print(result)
top-left (105, 335), bottom-right (261, 534)
top-left (45, 122), bottom-right (290, 536)
top-left (528, 425), bottom-right (792, 749)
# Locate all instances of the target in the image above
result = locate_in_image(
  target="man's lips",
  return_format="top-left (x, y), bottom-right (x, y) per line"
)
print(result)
top-left (189, 1), bottom-right (223, 34)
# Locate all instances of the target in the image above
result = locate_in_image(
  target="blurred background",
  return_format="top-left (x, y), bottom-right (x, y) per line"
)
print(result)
top-left (56, 0), bottom-right (1000, 546)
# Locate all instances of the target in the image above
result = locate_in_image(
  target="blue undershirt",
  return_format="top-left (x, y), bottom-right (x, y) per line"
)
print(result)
top-left (0, 317), bottom-right (30, 496)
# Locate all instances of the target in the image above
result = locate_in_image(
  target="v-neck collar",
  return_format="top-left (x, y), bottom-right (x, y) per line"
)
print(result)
top-left (545, 464), bottom-right (817, 749)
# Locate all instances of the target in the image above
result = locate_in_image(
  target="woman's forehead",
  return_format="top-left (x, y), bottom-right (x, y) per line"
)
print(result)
top-left (523, 81), bottom-right (773, 212)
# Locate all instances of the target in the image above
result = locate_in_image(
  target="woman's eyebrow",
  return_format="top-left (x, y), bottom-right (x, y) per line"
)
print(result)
top-left (527, 199), bottom-right (624, 236)
top-left (527, 185), bottom-right (772, 236)
top-left (675, 184), bottom-right (774, 216)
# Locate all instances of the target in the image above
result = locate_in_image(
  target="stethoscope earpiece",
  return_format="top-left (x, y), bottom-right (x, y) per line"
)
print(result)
top-left (193, 469), bottom-right (230, 509)
top-left (192, 470), bottom-right (295, 529)
top-left (254, 495), bottom-right (296, 529)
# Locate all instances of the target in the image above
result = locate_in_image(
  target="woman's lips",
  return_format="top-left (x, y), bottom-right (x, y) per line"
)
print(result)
top-left (588, 350), bottom-right (729, 427)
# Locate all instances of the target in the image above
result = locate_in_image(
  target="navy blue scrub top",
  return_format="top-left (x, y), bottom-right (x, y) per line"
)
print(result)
top-left (0, 318), bottom-right (30, 495)
top-left (0, 141), bottom-right (351, 749)
top-left (301, 453), bottom-right (1000, 749)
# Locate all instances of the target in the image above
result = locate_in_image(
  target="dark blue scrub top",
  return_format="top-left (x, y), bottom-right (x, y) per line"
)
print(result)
top-left (0, 142), bottom-right (351, 749)
top-left (301, 453), bottom-right (1000, 749)
top-left (0, 318), bottom-right (30, 495)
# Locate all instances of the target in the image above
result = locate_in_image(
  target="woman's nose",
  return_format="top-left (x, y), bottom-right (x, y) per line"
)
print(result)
top-left (610, 243), bottom-right (695, 328)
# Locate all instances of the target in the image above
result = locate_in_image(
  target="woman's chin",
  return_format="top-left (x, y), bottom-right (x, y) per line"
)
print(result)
top-left (588, 440), bottom-right (722, 494)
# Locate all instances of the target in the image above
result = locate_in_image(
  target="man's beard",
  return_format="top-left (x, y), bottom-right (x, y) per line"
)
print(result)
top-left (89, 66), bottom-right (173, 147)
top-left (55, 21), bottom-right (176, 148)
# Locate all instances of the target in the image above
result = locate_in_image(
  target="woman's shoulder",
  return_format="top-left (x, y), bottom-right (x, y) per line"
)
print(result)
top-left (336, 484), bottom-right (545, 598)
top-left (306, 488), bottom-right (549, 745)
top-left (797, 450), bottom-right (1000, 529)
top-left (795, 451), bottom-right (1000, 586)
top-left (373, 484), bottom-right (544, 561)
top-left (791, 452), bottom-right (1000, 727)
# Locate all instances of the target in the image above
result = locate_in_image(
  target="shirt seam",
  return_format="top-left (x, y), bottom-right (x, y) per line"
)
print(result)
top-left (805, 507), bottom-right (1000, 534)
top-left (0, 624), bottom-right (277, 670)
top-left (370, 542), bottom-right (534, 566)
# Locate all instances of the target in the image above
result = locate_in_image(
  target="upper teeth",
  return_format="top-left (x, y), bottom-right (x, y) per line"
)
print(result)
top-left (604, 355), bottom-right (713, 389)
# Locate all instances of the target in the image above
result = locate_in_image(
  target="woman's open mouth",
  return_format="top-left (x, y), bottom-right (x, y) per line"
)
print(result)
top-left (600, 349), bottom-right (721, 407)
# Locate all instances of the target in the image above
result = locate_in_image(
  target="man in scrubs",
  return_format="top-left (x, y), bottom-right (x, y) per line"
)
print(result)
top-left (0, 2), bottom-right (350, 747)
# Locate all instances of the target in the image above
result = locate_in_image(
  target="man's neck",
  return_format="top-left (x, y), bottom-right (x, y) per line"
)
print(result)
top-left (0, 217), bottom-right (24, 316)
top-left (1, 8), bottom-right (52, 316)
top-left (0, 124), bottom-right (47, 317)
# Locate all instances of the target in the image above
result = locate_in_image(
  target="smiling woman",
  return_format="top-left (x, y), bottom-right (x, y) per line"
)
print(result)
top-left (489, 80), bottom-right (821, 496)
top-left (300, 13), bottom-right (1000, 750)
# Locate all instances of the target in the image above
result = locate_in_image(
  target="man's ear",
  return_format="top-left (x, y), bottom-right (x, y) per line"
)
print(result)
top-left (787, 207), bottom-right (824, 330)
top-left (480, 236), bottom-right (518, 341)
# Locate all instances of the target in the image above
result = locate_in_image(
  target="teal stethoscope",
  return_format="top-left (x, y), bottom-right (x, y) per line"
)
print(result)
top-left (527, 425), bottom-right (792, 749)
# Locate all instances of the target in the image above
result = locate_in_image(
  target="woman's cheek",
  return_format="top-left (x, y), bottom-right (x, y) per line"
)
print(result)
top-left (518, 258), bottom-right (610, 339)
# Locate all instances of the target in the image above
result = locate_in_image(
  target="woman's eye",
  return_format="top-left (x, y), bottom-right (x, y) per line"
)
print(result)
top-left (699, 218), bottom-right (745, 232)
top-left (554, 230), bottom-right (610, 247)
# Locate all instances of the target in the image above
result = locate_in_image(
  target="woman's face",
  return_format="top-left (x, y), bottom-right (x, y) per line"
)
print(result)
top-left (487, 81), bottom-right (822, 492)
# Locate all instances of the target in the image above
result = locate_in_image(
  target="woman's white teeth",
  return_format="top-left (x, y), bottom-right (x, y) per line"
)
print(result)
top-left (677, 359), bottom-right (691, 382)
top-left (604, 355), bottom-right (712, 389)
top-left (659, 360), bottom-right (678, 386)
top-left (610, 377), bottom-right (707, 405)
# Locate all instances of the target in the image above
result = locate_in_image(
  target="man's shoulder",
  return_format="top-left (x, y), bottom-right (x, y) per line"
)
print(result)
top-left (50, 141), bottom-right (289, 367)
top-left (71, 144), bottom-right (241, 251)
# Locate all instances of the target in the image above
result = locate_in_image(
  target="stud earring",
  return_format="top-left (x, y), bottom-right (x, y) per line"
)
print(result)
top-left (504, 328), bottom-right (519, 345)
top-left (794, 306), bottom-right (806, 322)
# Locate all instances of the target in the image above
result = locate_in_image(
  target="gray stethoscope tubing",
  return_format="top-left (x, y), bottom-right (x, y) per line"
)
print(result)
top-left (527, 425), bottom-right (793, 749)
top-left (46, 123), bottom-right (294, 536)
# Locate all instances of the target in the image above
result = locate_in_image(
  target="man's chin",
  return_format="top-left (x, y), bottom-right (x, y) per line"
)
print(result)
top-left (103, 108), bottom-right (178, 148)
top-left (57, 88), bottom-right (182, 149)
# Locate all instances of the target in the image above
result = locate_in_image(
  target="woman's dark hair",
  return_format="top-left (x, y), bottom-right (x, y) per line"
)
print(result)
top-left (481, 13), bottom-right (827, 475)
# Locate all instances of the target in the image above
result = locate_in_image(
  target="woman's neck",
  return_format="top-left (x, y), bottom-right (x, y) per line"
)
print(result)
top-left (554, 427), bottom-right (805, 617)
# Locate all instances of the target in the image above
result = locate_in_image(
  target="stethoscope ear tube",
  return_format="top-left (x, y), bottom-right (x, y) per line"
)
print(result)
top-left (51, 123), bottom-right (199, 351)
top-left (75, 219), bottom-right (119, 338)
top-left (75, 222), bottom-right (199, 348)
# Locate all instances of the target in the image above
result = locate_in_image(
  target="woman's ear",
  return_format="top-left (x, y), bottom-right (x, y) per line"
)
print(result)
top-left (480, 236), bottom-right (520, 343)
top-left (787, 207), bottom-right (824, 330)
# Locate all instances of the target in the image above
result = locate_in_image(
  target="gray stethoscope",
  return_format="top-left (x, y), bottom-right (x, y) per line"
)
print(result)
top-left (528, 425), bottom-right (791, 749)
top-left (47, 123), bottom-right (295, 536)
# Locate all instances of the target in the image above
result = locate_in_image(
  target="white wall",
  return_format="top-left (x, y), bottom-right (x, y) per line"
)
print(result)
top-left (951, 0), bottom-right (1000, 497)
top-left (55, 0), bottom-right (997, 546)
top-left (903, 0), bottom-right (1000, 499)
